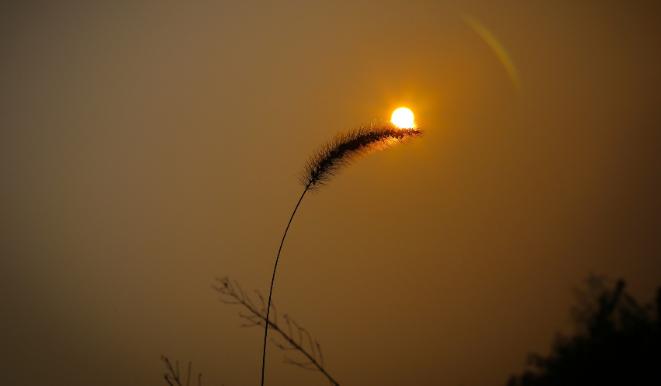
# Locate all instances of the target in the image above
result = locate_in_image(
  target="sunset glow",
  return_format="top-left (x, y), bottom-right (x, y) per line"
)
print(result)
top-left (390, 107), bottom-right (416, 129)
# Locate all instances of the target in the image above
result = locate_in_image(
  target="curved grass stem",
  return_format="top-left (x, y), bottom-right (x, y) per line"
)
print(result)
top-left (260, 183), bottom-right (311, 386)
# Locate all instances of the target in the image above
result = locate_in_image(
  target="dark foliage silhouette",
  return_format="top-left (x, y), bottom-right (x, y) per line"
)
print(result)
top-left (507, 275), bottom-right (661, 386)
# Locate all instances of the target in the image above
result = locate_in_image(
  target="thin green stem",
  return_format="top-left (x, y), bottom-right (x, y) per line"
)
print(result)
top-left (260, 184), bottom-right (311, 386)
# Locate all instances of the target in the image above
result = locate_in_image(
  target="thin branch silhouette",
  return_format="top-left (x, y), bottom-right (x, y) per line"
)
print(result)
top-left (261, 124), bottom-right (421, 386)
top-left (214, 277), bottom-right (339, 386)
top-left (161, 356), bottom-right (203, 386)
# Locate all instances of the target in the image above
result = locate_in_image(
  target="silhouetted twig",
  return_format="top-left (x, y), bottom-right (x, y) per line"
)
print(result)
top-left (214, 277), bottom-right (339, 386)
top-left (161, 356), bottom-right (202, 386)
top-left (261, 124), bottom-right (421, 386)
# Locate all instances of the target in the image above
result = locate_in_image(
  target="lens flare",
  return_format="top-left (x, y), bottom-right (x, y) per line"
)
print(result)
top-left (390, 107), bottom-right (416, 129)
top-left (463, 14), bottom-right (520, 90)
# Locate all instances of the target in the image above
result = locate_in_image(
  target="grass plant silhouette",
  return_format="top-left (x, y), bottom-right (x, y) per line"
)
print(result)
top-left (214, 277), bottom-right (338, 385)
top-left (260, 124), bottom-right (421, 386)
top-left (161, 356), bottom-right (202, 386)
top-left (161, 277), bottom-right (336, 386)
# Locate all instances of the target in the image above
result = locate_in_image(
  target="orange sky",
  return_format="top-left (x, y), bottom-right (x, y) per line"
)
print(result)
top-left (2, 1), bottom-right (661, 386)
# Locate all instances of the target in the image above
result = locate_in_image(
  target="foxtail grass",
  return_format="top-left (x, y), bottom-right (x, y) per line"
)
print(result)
top-left (261, 124), bottom-right (421, 386)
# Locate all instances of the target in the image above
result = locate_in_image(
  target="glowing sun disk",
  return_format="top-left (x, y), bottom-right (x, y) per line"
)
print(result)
top-left (391, 107), bottom-right (416, 129)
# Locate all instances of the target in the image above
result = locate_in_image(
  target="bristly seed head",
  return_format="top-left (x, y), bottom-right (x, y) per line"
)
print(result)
top-left (301, 124), bottom-right (422, 190)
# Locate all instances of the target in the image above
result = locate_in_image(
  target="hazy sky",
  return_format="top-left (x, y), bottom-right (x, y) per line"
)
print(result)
top-left (2, 1), bottom-right (660, 385)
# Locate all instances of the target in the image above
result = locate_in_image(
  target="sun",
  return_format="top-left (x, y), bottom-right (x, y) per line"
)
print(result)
top-left (390, 107), bottom-right (416, 129)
